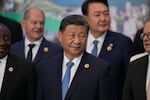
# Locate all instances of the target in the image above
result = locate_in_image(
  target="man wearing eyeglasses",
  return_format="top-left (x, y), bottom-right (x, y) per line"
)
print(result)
top-left (122, 20), bottom-right (150, 100)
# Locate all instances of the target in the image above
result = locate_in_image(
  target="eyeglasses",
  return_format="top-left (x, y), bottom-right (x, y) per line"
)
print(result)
top-left (140, 32), bottom-right (150, 39)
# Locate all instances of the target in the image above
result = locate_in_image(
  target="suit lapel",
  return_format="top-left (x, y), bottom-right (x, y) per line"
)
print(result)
top-left (139, 55), bottom-right (148, 95)
top-left (33, 38), bottom-right (47, 64)
top-left (99, 31), bottom-right (115, 58)
top-left (65, 52), bottom-right (89, 99)
top-left (20, 41), bottom-right (25, 58)
top-left (0, 55), bottom-right (17, 95)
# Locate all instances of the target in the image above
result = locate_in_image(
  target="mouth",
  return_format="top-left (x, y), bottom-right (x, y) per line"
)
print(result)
top-left (71, 45), bottom-right (81, 50)
top-left (144, 43), bottom-right (150, 46)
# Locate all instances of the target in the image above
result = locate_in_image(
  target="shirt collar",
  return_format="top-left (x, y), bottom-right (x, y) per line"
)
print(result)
top-left (25, 37), bottom-right (43, 46)
top-left (0, 55), bottom-right (8, 63)
top-left (63, 53), bottom-right (83, 67)
top-left (87, 30), bottom-right (107, 46)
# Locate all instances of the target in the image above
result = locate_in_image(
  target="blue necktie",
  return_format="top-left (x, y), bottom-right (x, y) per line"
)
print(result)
top-left (91, 40), bottom-right (99, 56)
top-left (62, 61), bottom-right (74, 100)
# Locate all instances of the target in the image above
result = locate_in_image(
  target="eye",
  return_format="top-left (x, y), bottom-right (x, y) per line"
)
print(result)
top-left (94, 13), bottom-right (100, 17)
top-left (79, 33), bottom-right (86, 38)
top-left (3, 35), bottom-right (10, 41)
top-left (103, 11), bottom-right (109, 16)
top-left (31, 21), bottom-right (37, 25)
top-left (140, 32), bottom-right (150, 39)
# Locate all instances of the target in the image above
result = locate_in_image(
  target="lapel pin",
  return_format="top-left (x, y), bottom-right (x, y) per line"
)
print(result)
top-left (107, 43), bottom-right (113, 51)
top-left (44, 47), bottom-right (49, 52)
top-left (84, 64), bottom-right (90, 69)
top-left (8, 67), bottom-right (14, 72)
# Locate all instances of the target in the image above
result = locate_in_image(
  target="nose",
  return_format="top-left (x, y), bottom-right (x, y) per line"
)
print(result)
top-left (99, 14), bottom-right (105, 21)
top-left (74, 35), bottom-right (80, 43)
top-left (36, 23), bottom-right (43, 28)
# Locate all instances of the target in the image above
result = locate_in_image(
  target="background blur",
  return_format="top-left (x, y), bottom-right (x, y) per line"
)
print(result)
top-left (0, 0), bottom-right (149, 42)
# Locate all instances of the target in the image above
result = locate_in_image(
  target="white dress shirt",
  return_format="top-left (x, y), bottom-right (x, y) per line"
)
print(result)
top-left (25, 37), bottom-right (43, 61)
top-left (62, 53), bottom-right (82, 86)
top-left (86, 31), bottom-right (106, 56)
top-left (0, 55), bottom-right (7, 92)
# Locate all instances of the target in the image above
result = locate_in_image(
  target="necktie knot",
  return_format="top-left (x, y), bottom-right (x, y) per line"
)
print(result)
top-left (28, 44), bottom-right (35, 49)
top-left (66, 61), bottom-right (74, 69)
top-left (91, 40), bottom-right (99, 56)
top-left (93, 40), bottom-right (99, 45)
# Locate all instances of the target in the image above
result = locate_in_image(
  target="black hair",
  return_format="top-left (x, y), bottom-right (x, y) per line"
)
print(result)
top-left (59, 15), bottom-right (89, 32)
top-left (81, 0), bottom-right (109, 15)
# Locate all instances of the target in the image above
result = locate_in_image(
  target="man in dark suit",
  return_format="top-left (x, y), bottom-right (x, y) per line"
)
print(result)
top-left (122, 20), bottom-right (150, 100)
top-left (0, 15), bottom-right (23, 44)
top-left (36, 15), bottom-right (114, 100)
top-left (10, 7), bottom-right (62, 69)
top-left (0, 23), bottom-right (36, 100)
top-left (81, 0), bottom-right (135, 100)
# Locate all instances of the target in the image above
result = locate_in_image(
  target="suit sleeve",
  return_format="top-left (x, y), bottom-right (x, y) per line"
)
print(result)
top-left (99, 64), bottom-right (115, 100)
top-left (122, 63), bottom-right (133, 100)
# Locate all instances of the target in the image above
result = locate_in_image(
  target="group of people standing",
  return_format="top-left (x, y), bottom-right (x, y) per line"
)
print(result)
top-left (0, 0), bottom-right (149, 100)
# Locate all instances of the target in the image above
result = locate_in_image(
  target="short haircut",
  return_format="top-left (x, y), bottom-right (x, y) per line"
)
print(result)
top-left (0, 23), bottom-right (11, 38)
top-left (59, 15), bottom-right (89, 33)
top-left (81, 0), bottom-right (109, 15)
top-left (23, 7), bottom-right (45, 20)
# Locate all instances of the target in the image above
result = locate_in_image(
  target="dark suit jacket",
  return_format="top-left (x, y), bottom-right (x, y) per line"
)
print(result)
top-left (98, 30), bottom-right (135, 100)
top-left (122, 55), bottom-right (148, 100)
top-left (0, 53), bottom-right (36, 100)
top-left (0, 15), bottom-right (23, 44)
top-left (36, 52), bottom-right (114, 100)
top-left (10, 37), bottom-right (62, 70)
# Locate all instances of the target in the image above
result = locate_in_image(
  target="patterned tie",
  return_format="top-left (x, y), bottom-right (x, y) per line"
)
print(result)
top-left (147, 80), bottom-right (150, 100)
top-left (62, 61), bottom-right (74, 100)
top-left (27, 44), bottom-right (35, 62)
top-left (91, 40), bottom-right (99, 56)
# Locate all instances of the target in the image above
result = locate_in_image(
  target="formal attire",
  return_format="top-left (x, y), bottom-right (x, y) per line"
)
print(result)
top-left (0, 53), bottom-right (36, 100)
top-left (10, 37), bottom-right (62, 70)
top-left (36, 51), bottom-right (114, 100)
top-left (86, 30), bottom-right (135, 100)
top-left (122, 53), bottom-right (150, 100)
top-left (0, 15), bottom-right (23, 44)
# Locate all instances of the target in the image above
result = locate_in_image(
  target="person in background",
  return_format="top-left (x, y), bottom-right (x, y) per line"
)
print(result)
top-left (0, 0), bottom-right (23, 44)
top-left (36, 15), bottom-right (114, 100)
top-left (0, 23), bottom-right (36, 100)
top-left (81, 0), bottom-right (135, 100)
top-left (0, 16), bottom-right (23, 44)
top-left (10, 7), bottom-right (62, 70)
top-left (133, 28), bottom-right (145, 54)
top-left (122, 19), bottom-right (150, 100)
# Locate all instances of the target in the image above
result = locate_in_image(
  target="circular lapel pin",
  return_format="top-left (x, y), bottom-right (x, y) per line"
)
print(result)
top-left (8, 67), bottom-right (14, 72)
top-left (107, 43), bottom-right (113, 51)
top-left (44, 47), bottom-right (49, 52)
top-left (84, 64), bottom-right (89, 68)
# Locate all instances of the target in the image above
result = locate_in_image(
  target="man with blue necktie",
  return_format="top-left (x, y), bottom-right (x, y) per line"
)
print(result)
top-left (36, 15), bottom-right (114, 100)
top-left (81, 0), bottom-right (135, 100)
